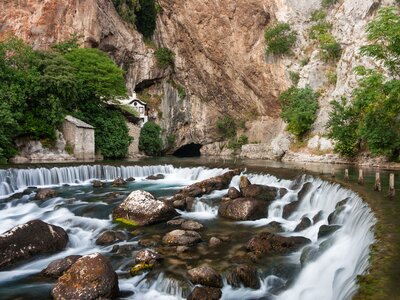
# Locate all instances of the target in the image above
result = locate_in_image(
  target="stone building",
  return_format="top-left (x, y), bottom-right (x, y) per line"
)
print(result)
top-left (62, 116), bottom-right (95, 160)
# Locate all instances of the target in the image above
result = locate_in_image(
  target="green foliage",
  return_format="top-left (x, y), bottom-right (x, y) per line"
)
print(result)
top-left (309, 17), bottom-right (341, 62)
top-left (216, 116), bottom-right (237, 139)
top-left (228, 135), bottom-right (249, 151)
top-left (139, 122), bottom-right (163, 156)
top-left (279, 86), bottom-right (319, 137)
top-left (328, 7), bottom-right (400, 160)
top-left (154, 47), bottom-right (174, 68)
top-left (326, 70), bottom-right (337, 85)
top-left (64, 48), bottom-right (126, 101)
top-left (300, 57), bottom-right (310, 66)
top-left (265, 23), bottom-right (297, 55)
top-left (360, 7), bottom-right (400, 76)
top-left (166, 134), bottom-right (176, 148)
top-left (0, 38), bottom-right (130, 162)
top-left (321, 0), bottom-right (338, 8)
top-left (51, 36), bottom-right (80, 53)
top-left (112, 0), bottom-right (140, 25)
top-left (177, 85), bottom-right (186, 99)
top-left (289, 71), bottom-right (300, 86)
top-left (311, 9), bottom-right (327, 22)
top-left (309, 21), bottom-right (332, 40)
top-left (135, 0), bottom-right (157, 39)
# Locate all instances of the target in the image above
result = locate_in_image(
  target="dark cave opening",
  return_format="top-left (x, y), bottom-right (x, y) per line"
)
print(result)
top-left (173, 143), bottom-right (202, 157)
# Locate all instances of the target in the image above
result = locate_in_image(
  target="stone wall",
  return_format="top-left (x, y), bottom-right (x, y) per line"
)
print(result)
top-left (127, 122), bottom-right (142, 158)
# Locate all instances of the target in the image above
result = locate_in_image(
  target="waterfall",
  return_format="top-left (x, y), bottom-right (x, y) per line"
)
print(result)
top-left (0, 165), bottom-right (229, 200)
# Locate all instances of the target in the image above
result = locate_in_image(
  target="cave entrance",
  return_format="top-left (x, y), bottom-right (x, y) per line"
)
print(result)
top-left (173, 143), bottom-right (202, 157)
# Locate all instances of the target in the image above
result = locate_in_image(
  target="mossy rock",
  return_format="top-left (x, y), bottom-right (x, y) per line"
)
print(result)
top-left (114, 218), bottom-right (138, 227)
top-left (130, 263), bottom-right (154, 276)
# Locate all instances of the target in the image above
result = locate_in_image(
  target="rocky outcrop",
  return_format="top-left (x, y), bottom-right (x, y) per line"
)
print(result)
top-left (42, 255), bottom-right (82, 279)
top-left (162, 230), bottom-right (201, 246)
top-left (51, 253), bottom-right (119, 300)
top-left (112, 190), bottom-right (178, 226)
top-left (187, 266), bottom-right (223, 288)
top-left (218, 198), bottom-right (268, 221)
top-left (241, 184), bottom-right (287, 201)
top-left (246, 232), bottom-right (310, 255)
top-left (0, 220), bottom-right (68, 269)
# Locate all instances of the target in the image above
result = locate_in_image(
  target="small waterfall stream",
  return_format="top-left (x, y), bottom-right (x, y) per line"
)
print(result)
top-left (0, 165), bottom-right (375, 300)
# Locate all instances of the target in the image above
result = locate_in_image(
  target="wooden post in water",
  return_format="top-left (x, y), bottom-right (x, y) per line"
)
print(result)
top-left (358, 169), bottom-right (364, 185)
top-left (389, 173), bottom-right (395, 198)
top-left (374, 172), bottom-right (381, 192)
top-left (344, 169), bottom-right (349, 181)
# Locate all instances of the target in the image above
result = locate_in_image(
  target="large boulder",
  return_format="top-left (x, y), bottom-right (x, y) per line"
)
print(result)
top-left (0, 220), bottom-right (68, 269)
top-left (218, 198), bottom-right (268, 221)
top-left (112, 190), bottom-right (178, 226)
top-left (187, 286), bottom-right (222, 300)
top-left (42, 255), bottom-right (82, 279)
top-left (51, 253), bottom-right (119, 300)
top-left (239, 176), bottom-right (251, 190)
top-left (187, 266), bottom-right (223, 288)
top-left (246, 232), bottom-right (310, 254)
top-left (35, 188), bottom-right (57, 200)
top-left (173, 169), bottom-right (241, 201)
top-left (162, 230), bottom-right (201, 246)
top-left (241, 184), bottom-right (287, 201)
top-left (226, 264), bottom-right (260, 289)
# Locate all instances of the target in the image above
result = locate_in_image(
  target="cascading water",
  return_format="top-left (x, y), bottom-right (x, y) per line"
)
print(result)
top-left (0, 165), bottom-right (375, 300)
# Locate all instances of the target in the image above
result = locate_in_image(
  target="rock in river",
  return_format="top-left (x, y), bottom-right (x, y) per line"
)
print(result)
top-left (35, 188), bottom-right (57, 200)
top-left (187, 286), bottom-right (222, 300)
top-left (51, 253), bottom-right (119, 300)
top-left (226, 264), bottom-right (260, 289)
top-left (112, 190), bottom-right (178, 226)
top-left (162, 230), bottom-right (201, 246)
top-left (187, 265), bottom-right (223, 288)
top-left (218, 198), bottom-right (268, 221)
top-left (246, 232), bottom-right (310, 255)
top-left (241, 184), bottom-right (287, 201)
top-left (42, 255), bottom-right (82, 279)
top-left (0, 219), bottom-right (68, 269)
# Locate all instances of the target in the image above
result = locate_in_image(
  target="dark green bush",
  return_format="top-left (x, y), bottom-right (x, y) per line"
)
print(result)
top-left (279, 86), bottom-right (319, 137)
top-left (112, 0), bottom-right (139, 25)
top-left (135, 0), bottom-right (157, 38)
top-left (154, 47), bottom-right (174, 68)
top-left (216, 116), bottom-right (237, 139)
top-left (289, 71), bottom-right (300, 86)
top-left (321, 0), bottom-right (338, 8)
top-left (139, 122), bottom-right (163, 156)
top-left (265, 23), bottom-right (297, 55)
top-left (311, 9), bottom-right (327, 22)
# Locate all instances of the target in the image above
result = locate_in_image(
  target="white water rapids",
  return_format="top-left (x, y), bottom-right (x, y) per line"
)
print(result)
top-left (0, 165), bottom-right (375, 300)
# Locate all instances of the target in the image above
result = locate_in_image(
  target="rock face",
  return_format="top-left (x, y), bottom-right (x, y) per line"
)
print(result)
top-left (0, 220), bottom-right (68, 269)
top-left (218, 198), bottom-right (268, 221)
top-left (112, 190), bottom-right (178, 226)
top-left (162, 230), bottom-right (201, 246)
top-left (187, 286), bottom-right (222, 300)
top-left (187, 266), bottom-right (223, 288)
top-left (51, 253), bottom-right (119, 300)
top-left (35, 188), bottom-right (57, 200)
top-left (226, 264), bottom-right (260, 289)
top-left (246, 232), bottom-right (310, 254)
top-left (42, 255), bottom-right (82, 279)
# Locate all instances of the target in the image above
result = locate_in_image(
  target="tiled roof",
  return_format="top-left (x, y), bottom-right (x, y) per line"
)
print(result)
top-left (65, 115), bottom-right (95, 129)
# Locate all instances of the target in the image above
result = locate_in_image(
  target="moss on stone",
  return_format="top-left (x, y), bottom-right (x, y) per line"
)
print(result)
top-left (130, 263), bottom-right (154, 276)
top-left (114, 218), bottom-right (138, 227)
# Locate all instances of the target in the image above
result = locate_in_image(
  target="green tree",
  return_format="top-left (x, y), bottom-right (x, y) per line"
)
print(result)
top-left (279, 86), bottom-right (319, 137)
top-left (154, 47), bottom-right (174, 69)
top-left (135, 0), bottom-right (157, 38)
top-left (328, 7), bottom-right (400, 159)
top-left (139, 122), bottom-right (163, 156)
top-left (265, 23), bottom-right (297, 55)
top-left (216, 116), bottom-right (237, 139)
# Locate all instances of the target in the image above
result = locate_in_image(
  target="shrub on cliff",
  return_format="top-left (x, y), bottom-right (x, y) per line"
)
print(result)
top-left (265, 23), bottom-right (297, 55)
top-left (279, 86), bottom-right (319, 138)
top-left (216, 116), bottom-right (237, 139)
top-left (135, 0), bottom-right (157, 39)
top-left (139, 122), bottom-right (163, 156)
top-left (154, 47), bottom-right (174, 68)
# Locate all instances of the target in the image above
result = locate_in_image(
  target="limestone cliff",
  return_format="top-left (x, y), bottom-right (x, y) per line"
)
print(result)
top-left (0, 0), bottom-right (396, 161)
